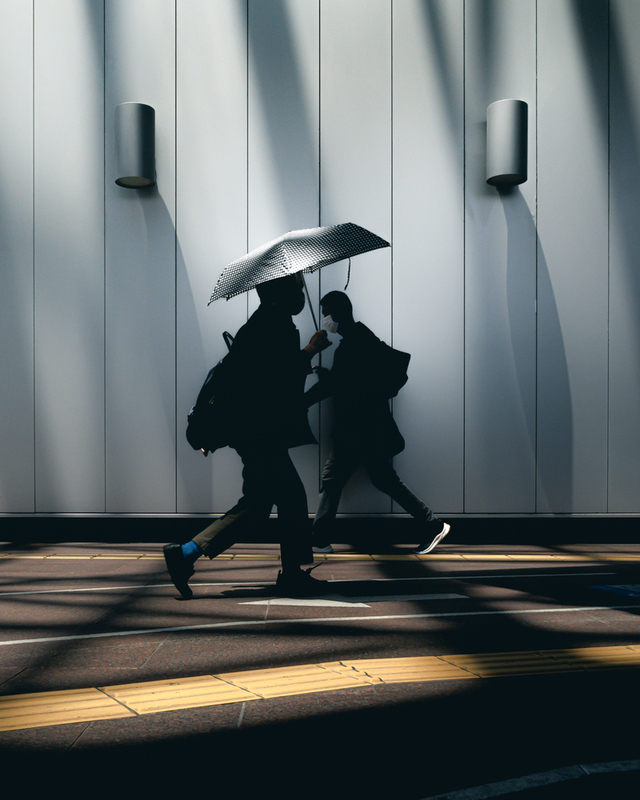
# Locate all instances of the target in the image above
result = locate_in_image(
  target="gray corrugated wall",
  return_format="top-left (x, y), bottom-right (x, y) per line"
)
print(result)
top-left (0, 0), bottom-right (638, 518)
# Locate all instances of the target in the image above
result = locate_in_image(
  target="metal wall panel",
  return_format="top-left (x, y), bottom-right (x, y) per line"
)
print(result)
top-left (608, 0), bottom-right (640, 511)
top-left (34, 0), bottom-right (105, 512)
top-left (464, 0), bottom-right (537, 512)
top-left (392, 0), bottom-right (465, 517)
top-left (4, 1), bottom-right (640, 520)
top-left (319, 0), bottom-right (392, 513)
top-left (537, 0), bottom-right (609, 512)
top-left (176, 0), bottom-right (248, 513)
top-left (105, 0), bottom-right (176, 512)
top-left (248, 0), bottom-right (322, 510)
top-left (0, 1), bottom-right (34, 512)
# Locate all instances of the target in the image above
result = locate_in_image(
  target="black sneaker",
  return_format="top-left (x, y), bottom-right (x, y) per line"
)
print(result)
top-left (275, 568), bottom-right (331, 598)
top-left (414, 522), bottom-right (451, 555)
top-left (163, 543), bottom-right (195, 599)
top-left (312, 541), bottom-right (334, 554)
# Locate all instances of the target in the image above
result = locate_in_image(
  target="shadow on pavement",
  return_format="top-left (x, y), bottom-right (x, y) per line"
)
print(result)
top-left (4, 668), bottom-right (640, 800)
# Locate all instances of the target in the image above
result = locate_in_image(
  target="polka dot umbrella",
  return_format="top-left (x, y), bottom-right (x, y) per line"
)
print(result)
top-left (208, 222), bottom-right (390, 327)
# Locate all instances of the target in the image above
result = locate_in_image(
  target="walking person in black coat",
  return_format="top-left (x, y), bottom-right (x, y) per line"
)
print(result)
top-left (164, 273), bottom-right (331, 599)
top-left (305, 291), bottom-right (450, 554)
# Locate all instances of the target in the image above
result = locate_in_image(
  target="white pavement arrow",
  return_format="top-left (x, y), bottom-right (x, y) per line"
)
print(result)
top-left (240, 592), bottom-right (467, 608)
top-left (240, 598), bottom-right (370, 608)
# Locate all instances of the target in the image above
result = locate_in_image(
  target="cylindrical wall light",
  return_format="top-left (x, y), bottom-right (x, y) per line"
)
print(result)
top-left (486, 99), bottom-right (528, 186)
top-left (115, 102), bottom-right (156, 188)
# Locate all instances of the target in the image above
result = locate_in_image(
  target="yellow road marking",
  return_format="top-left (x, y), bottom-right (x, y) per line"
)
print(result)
top-left (3, 643), bottom-right (640, 732)
top-left (1, 552), bottom-right (640, 562)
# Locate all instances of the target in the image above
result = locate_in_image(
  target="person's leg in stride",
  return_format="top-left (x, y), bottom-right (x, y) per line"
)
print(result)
top-left (163, 447), bottom-right (272, 599)
top-left (311, 449), bottom-right (359, 554)
top-left (269, 447), bottom-right (330, 596)
top-left (163, 444), bottom-right (329, 600)
top-left (364, 457), bottom-right (451, 554)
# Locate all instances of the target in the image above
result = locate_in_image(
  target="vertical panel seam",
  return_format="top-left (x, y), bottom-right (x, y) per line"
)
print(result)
top-left (174, 0), bottom-right (178, 513)
top-left (534, 0), bottom-right (539, 513)
top-left (103, 0), bottom-right (107, 513)
top-left (32, 0), bottom-right (37, 512)
top-left (462, 0), bottom-right (466, 514)
top-left (390, 0), bottom-right (394, 514)
top-left (246, 0), bottom-right (250, 324)
top-left (318, 0), bottom-right (322, 230)
top-left (390, 0), bottom-right (394, 353)
top-left (606, 0), bottom-right (611, 513)
top-left (318, 0), bottom-right (322, 488)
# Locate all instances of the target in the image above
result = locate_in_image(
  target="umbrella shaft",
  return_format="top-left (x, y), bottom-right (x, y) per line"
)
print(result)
top-left (301, 274), bottom-right (319, 330)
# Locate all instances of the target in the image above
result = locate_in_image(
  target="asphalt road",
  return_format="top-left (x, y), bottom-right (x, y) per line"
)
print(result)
top-left (1, 540), bottom-right (640, 799)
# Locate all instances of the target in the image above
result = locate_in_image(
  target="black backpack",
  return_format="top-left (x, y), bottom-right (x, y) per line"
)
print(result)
top-left (186, 332), bottom-right (236, 456)
top-left (378, 341), bottom-right (411, 398)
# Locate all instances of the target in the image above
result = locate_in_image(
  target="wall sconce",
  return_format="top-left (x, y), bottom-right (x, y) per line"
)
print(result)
top-left (115, 102), bottom-right (156, 188)
top-left (486, 99), bottom-right (528, 186)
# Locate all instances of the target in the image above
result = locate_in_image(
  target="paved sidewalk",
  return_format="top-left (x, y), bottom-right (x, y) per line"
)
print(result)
top-left (2, 541), bottom-right (640, 798)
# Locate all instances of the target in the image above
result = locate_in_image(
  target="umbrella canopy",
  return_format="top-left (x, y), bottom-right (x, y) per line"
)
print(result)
top-left (208, 222), bottom-right (390, 304)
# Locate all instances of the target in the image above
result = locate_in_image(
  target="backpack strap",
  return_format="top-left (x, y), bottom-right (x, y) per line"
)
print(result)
top-left (222, 331), bottom-right (235, 351)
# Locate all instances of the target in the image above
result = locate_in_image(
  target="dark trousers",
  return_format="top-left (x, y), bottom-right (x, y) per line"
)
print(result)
top-left (193, 445), bottom-right (313, 571)
top-left (313, 448), bottom-right (439, 539)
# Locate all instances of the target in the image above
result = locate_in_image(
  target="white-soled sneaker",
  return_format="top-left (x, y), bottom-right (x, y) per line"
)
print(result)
top-left (414, 522), bottom-right (451, 555)
top-left (312, 542), bottom-right (334, 554)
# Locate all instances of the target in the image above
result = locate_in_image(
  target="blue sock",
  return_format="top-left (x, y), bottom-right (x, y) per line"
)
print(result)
top-left (181, 540), bottom-right (203, 565)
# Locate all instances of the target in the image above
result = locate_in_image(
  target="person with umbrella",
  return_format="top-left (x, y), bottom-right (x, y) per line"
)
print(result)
top-left (305, 290), bottom-right (451, 555)
top-left (164, 223), bottom-right (391, 598)
top-left (163, 272), bottom-right (331, 599)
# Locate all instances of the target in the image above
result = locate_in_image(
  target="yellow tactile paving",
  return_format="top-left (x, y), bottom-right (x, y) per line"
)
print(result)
top-left (0, 554), bottom-right (50, 559)
top-left (371, 553), bottom-right (420, 561)
top-left (546, 644), bottom-right (640, 670)
top-left (0, 687), bottom-right (133, 731)
top-left (0, 552), bottom-right (640, 563)
top-left (312, 552), bottom-right (382, 561)
top-left (2, 550), bottom-right (640, 563)
top-left (103, 675), bottom-right (259, 714)
top-left (594, 555), bottom-right (640, 561)
top-left (4, 643), bottom-right (640, 733)
top-left (37, 554), bottom-right (101, 559)
top-left (456, 554), bottom-right (515, 561)
top-left (90, 554), bottom-right (150, 560)
top-left (316, 660), bottom-right (382, 685)
top-left (223, 553), bottom-right (280, 559)
top-left (344, 656), bottom-right (478, 683)
top-left (443, 650), bottom-right (579, 677)
top-left (220, 663), bottom-right (372, 698)
top-left (443, 645), bottom-right (640, 677)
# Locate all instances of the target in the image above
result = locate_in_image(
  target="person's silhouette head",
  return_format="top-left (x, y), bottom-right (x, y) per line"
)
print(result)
top-left (257, 273), bottom-right (305, 316)
top-left (320, 291), bottom-right (354, 335)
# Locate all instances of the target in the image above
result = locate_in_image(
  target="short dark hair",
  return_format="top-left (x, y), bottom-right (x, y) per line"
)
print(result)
top-left (256, 274), bottom-right (297, 302)
top-left (320, 290), bottom-right (353, 317)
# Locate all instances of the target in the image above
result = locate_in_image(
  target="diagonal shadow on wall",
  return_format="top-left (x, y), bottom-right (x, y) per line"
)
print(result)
top-left (571, 0), bottom-right (640, 510)
top-left (501, 188), bottom-right (574, 512)
top-left (246, 0), bottom-right (320, 231)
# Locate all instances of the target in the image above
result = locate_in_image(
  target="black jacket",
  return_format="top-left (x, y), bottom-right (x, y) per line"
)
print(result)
top-left (305, 322), bottom-right (405, 457)
top-left (226, 302), bottom-right (315, 449)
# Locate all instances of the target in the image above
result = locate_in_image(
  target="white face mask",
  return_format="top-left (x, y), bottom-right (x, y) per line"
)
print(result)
top-left (322, 314), bottom-right (339, 334)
